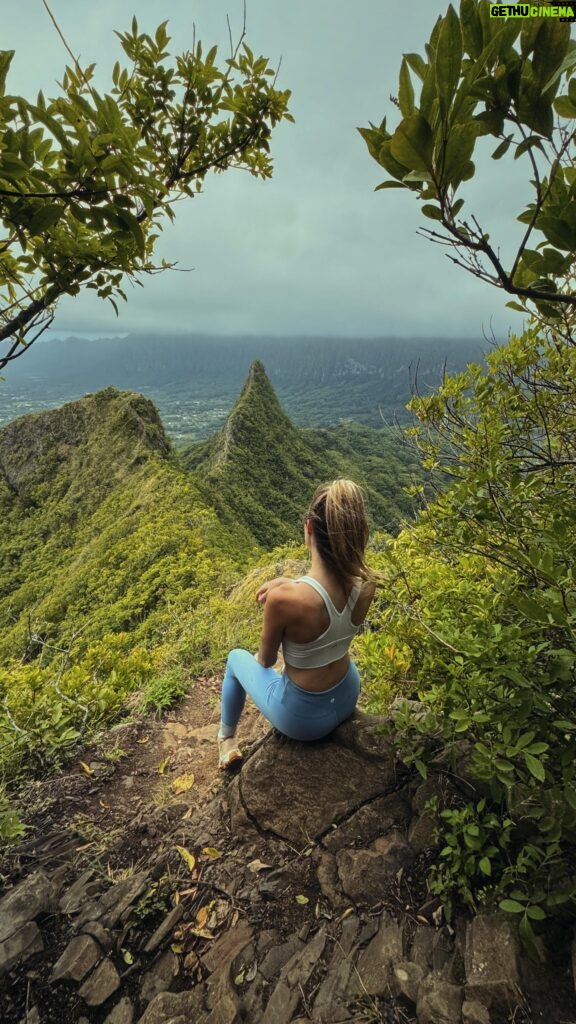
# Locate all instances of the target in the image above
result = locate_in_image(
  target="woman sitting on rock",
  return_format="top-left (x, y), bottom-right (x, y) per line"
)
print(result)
top-left (217, 479), bottom-right (376, 768)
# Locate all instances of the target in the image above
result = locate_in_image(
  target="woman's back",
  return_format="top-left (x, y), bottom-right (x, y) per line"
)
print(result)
top-left (273, 574), bottom-right (374, 691)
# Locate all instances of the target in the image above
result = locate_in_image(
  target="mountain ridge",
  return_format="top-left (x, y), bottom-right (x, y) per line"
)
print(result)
top-left (185, 360), bottom-right (424, 546)
top-left (0, 387), bottom-right (171, 505)
top-left (1, 333), bottom-right (487, 436)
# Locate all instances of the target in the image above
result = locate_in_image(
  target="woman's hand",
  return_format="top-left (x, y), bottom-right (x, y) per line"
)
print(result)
top-left (254, 650), bottom-right (285, 672)
top-left (256, 576), bottom-right (292, 605)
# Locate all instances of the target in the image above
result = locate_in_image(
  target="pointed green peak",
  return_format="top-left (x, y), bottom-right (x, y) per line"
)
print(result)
top-left (226, 359), bottom-right (294, 434)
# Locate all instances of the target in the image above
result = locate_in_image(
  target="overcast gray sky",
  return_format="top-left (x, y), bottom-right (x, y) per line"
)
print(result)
top-left (4, 1), bottom-right (532, 340)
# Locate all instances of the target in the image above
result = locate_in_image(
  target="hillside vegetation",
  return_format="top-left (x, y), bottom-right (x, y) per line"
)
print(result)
top-left (2, 337), bottom-right (575, 957)
top-left (0, 369), bottom-right (422, 829)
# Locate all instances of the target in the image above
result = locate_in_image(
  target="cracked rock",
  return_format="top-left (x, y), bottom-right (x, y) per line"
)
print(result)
top-left (336, 831), bottom-right (414, 904)
top-left (51, 933), bottom-right (102, 982)
top-left (465, 915), bottom-right (522, 1011)
top-left (462, 999), bottom-right (492, 1024)
top-left (104, 998), bottom-right (136, 1024)
top-left (355, 914), bottom-right (404, 996)
top-left (136, 988), bottom-right (206, 1024)
top-left (416, 978), bottom-right (464, 1024)
top-left (0, 921), bottom-right (44, 974)
top-left (0, 871), bottom-right (57, 944)
top-left (78, 957), bottom-right (121, 1006)
top-left (260, 927), bottom-right (327, 1024)
top-left (236, 736), bottom-right (396, 844)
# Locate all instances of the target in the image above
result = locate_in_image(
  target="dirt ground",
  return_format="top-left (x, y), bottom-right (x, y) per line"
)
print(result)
top-left (1, 674), bottom-right (266, 880)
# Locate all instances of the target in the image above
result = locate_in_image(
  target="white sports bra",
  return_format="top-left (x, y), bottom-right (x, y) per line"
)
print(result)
top-left (282, 576), bottom-right (362, 670)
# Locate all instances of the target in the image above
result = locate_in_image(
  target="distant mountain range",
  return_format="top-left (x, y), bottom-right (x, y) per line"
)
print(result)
top-left (1, 333), bottom-right (486, 439)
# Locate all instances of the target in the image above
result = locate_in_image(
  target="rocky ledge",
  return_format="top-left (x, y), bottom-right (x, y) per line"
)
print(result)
top-left (1, 712), bottom-right (575, 1024)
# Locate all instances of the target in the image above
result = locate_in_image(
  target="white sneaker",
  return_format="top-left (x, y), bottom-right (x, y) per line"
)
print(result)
top-left (218, 736), bottom-right (243, 770)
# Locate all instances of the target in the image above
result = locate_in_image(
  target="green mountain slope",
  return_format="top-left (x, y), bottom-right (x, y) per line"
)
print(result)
top-left (0, 374), bottom-right (423, 798)
top-left (0, 388), bottom-right (255, 665)
top-left (184, 360), bottom-right (341, 546)
top-left (184, 360), bottom-right (425, 545)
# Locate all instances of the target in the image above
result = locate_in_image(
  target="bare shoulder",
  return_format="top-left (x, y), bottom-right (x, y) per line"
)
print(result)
top-left (265, 580), bottom-right (307, 613)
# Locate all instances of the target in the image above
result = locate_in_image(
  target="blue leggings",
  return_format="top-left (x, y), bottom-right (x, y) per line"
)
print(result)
top-left (220, 648), bottom-right (361, 741)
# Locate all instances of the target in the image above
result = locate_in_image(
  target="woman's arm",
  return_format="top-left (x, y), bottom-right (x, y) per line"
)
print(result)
top-left (256, 587), bottom-right (291, 667)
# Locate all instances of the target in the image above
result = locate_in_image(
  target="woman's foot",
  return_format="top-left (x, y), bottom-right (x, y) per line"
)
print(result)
top-left (218, 735), bottom-right (243, 770)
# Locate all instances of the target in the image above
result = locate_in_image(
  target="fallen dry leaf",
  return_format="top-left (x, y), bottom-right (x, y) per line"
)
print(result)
top-left (202, 846), bottom-right (222, 859)
top-left (172, 773), bottom-right (195, 793)
top-left (189, 927), bottom-right (214, 941)
top-left (247, 859), bottom-right (272, 874)
top-left (175, 845), bottom-right (196, 873)
top-left (195, 903), bottom-right (213, 928)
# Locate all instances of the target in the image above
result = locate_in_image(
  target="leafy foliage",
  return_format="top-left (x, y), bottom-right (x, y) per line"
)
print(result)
top-left (0, 373), bottom-right (418, 837)
top-left (359, 0), bottom-right (576, 329)
top-left (357, 0), bottom-right (576, 951)
top-left (0, 19), bottom-right (292, 366)
top-left (358, 328), bottom-right (576, 943)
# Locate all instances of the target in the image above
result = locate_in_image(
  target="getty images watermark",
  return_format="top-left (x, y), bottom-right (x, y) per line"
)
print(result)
top-left (490, 4), bottom-right (576, 18)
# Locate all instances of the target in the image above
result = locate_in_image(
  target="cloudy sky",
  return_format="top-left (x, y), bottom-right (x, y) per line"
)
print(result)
top-left (4, 0), bottom-right (532, 341)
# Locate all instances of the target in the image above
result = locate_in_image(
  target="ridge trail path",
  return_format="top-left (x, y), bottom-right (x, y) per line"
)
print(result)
top-left (3, 674), bottom-right (266, 874)
top-left (1, 677), bottom-right (572, 1024)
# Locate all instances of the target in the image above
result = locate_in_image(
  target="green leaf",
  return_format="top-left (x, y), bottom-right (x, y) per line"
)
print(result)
top-left (0, 50), bottom-right (15, 97)
top-left (390, 115), bottom-right (434, 172)
top-left (460, 0), bottom-right (482, 59)
top-left (519, 914), bottom-right (543, 962)
top-left (499, 898), bottom-right (525, 914)
top-left (115, 208), bottom-right (146, 256)
top-left (564, 787), bottom-right (576, 811)
top-left (543, 47), bottom-right (576, 93)
top-left (399, 59), bottom-right (415, 117)
top-left (537, 216), bottom-right (576, 252)
top-left (442, 123), bottom-right (476, 187)
top-left (524, 752), bottom-right (545, 782)
top-left (513, 594), bottom-right (551, 622)
top-left (421, 203), bottom-right (443, 221)
top-left (377, 140), bottom-right (411, 181)
top-left (374, 180), bottom-right (407, 191)
top-left (491, 136), bottom-right (512, 160)
top-left (420, 66), bottom-right (438, 121)
top-left (532, 20), bottom-right (570, 93)
top-left (553, 95), bottom-right (576, 120)
top-left (478, 857), bottom-right (492, 876)
top-left (515, 731), bottom-right (536, 750)
top-left (520, 92), bottom-right (554, 139)
top-left (29, 205), bottom-right (64, 234)
top-left (435, 5), bottom-right (463, 118)
top-left (404, 53), bottom-right (426, 82)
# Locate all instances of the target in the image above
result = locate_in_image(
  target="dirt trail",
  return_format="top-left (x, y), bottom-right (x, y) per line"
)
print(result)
top-left (2, 675), bottom-right (265, 879)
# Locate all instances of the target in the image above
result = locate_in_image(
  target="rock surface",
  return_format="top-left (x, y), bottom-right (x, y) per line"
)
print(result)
top-left (1, 710), bottom-right (574, 1024)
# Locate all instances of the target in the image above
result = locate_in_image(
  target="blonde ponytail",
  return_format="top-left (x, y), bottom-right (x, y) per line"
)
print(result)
top-left (306, 479), bottom-right (376, 588)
